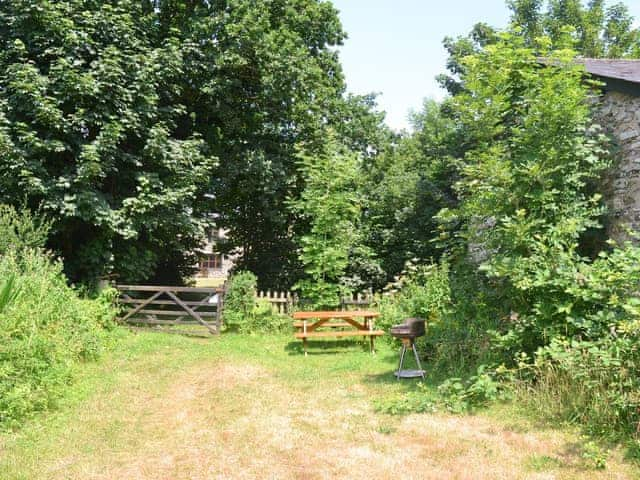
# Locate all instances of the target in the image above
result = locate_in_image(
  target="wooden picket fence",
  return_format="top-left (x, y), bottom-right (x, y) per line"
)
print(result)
top-left (256, 290), bottom-right (374, 314)
top-left (341, 292), bottom-right (375, 310)
top-left (256, 290), bottom-right (294, 314)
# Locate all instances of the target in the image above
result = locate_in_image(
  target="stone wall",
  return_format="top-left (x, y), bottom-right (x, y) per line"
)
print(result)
top-left (596, 90), bottom-right (640, 242)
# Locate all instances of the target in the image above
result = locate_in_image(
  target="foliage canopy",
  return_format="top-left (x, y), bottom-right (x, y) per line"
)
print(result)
top-left (0, 0), bottom-right (361, 286)
top-left (289, 137), bottom-right (363, 308)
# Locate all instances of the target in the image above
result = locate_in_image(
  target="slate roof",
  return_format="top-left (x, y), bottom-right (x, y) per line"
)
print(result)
top-left (580, 59), bottom-right (640, 84)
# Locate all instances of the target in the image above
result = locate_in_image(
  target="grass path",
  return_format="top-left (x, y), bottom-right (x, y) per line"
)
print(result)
top-left (1, 331), bottom-right (638, 479)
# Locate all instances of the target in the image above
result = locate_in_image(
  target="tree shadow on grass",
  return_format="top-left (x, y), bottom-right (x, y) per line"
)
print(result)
top-left (284, 339), bottom-right (379, 356)
top-left (363, 369), bottom-right (438, 389)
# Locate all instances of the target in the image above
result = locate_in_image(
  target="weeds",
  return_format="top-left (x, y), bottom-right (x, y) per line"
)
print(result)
top-left (0, 205), bottom-right (116, 429)
top-left (223, 272), bottom-right (291, 334)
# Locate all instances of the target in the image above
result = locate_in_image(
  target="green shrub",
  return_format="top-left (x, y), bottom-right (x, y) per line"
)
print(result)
top-left (223, 272), bottom-right (258, 328)
top-left (375, 260), bottom-right (452, 334)
top-left (238, 299), bottom-right (291, 335)
top-left (517, 335), bottom-right (640, 440)
top-left (0, 205), bottom-right (116, 429)
top-left (374, 383), bottom-right (436, 415)
top-left (223, 272), bottom-right (291, 334)
top-left (374, 259), bottom-right (500, 375)
top-left (289, 137), bottom-right (362, 309)
top-left (582, 439), bottom-right (609, 470)
top-left (0, 204), bottom-right (51, 255)
top-left (403, 32), bottom-right (640, 444)
top-left (437, 365), bottom-right (506, 413)
top-left (426, 262), bottom-right (506, 376)
top-left (0, 249), bottom-right (116, 428)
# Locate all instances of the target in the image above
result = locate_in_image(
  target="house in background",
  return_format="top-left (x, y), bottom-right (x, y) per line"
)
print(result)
top-left (194, 227), bottom-right (236, 287)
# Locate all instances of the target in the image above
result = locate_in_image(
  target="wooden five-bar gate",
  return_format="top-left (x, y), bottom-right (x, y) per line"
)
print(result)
top-left (116, 285), bottom-right (223, 335)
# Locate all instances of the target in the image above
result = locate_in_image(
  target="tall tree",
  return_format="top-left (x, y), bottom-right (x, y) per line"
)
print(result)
top-left (444, 33), bottom-right (611, 352)
top-left (437, 23), bottom-right (498, 96)
top-left (603, 3), bottom-right (640, 57)
top-left (441, 1), bottom-right (640, 97)
top-left (289, 137), bottom-right (362, 308)
top-left (509, 0), bottom-right (640, 57)
top-left (150, 0), bottom-right (355, 289)
top-left (0, 0), bottom-right (354, 287)
top-left (508, 0), bottom-right (545, 45)
top-left (0, 1), bottom-right (216, 284)
top-left (360, 100), bottom-right (462, 284)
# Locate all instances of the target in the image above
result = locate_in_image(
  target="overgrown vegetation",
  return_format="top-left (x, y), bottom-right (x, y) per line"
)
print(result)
top-left (0, 205), bottom-right (51, 256)
top-left (289, 138), bottom-right (364, 308)
top-left (0, 205), bottom-right (116, 429)
top-left (374, 260), bottom-right (451, 335)
top-left (0, 0), bottom-right (386, 288)
top-left (372, 29), bottom-right (640, 446)
top-left (4, 0), bottom-right (640, 462)
top-left (223, 272), bottom-right (290, 334)
top-left (440, 32), bottom-right (640, 441)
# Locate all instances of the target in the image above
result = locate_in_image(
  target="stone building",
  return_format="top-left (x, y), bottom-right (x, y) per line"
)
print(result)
top-left (195, 227), bottom-right (236, 286)
top-left (586, 59), bottom-right (640, 241)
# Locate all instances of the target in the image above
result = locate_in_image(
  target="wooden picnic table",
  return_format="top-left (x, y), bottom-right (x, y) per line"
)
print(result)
top-left (292, 310), bottom-right (384, 355)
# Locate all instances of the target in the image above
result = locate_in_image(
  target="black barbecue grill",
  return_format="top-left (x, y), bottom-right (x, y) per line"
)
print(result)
top-left (390, 318), bottom-right (426, 379)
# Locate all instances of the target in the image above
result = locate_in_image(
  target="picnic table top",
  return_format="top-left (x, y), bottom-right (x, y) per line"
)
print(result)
top-left (292, 310), bottom-right (380, 320)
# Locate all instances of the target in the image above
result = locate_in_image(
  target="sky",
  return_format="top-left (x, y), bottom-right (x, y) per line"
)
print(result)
top-left (332, 0), bottom-right (640, 132)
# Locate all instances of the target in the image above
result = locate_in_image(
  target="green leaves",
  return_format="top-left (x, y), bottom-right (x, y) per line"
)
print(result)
top-left (289, 137), bottom-right (362, 308)
top-left (0, 206), bottom-right (116, 427)
top-left (440, 31), bottom-right (640, 441)
top-left (0, 1), bottom-right (221, 283)
top-left (0, 248), bottom-right (116, 428)
top-left (0, 204), bottom-right (51, 256)
top-left (451, 33), bottom-right (609, 295)
top-left (0, 0), bottom-right (378, 288)
top-left (508, 0), bottom-right (640, 57)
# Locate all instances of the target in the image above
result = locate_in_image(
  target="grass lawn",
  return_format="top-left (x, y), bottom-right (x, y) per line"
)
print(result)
top-left (1, 330), bottom-right (638, 479)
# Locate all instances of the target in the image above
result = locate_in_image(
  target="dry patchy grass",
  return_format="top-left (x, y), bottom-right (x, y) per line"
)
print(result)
top-left (0, 332), bottom-right (638, 480)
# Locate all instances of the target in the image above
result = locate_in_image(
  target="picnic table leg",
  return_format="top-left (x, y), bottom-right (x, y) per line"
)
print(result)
top-left (367, 315), bottom-right (375, 354)
top-left (303, 337), bottom-right (308, 357)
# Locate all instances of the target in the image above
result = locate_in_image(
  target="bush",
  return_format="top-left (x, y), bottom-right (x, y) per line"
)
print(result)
top-left (223, 272), bottom-right (291, 334)
top-left (375, 260), bottom-right (452, 334)
top-left (0, 204), bottom-right (51, 255)
top-left (238, 299), bottom-right (291, 335)
top-left (0, 205), bottom-right (116, 429)
top-left (0, 249), bottom-right (116, 428)
top-left (374, 259), bottom-right (502, 375)
top-left (289, 137), bottom-right (363, 309)
top-left (396, 33), bottom-right (640, 445)
top-left (437, 365), bottom-right (506, 413)
top-left (223, 271), bottom-right (258, 327)
top-left (517, 335), bottom-right (640, 440)
top-left (425, 262), bottom-right (506, 376)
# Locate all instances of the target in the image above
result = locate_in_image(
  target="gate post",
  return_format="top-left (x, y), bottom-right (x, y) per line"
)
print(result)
top-left (215, 280), bottom-right (228, 331)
